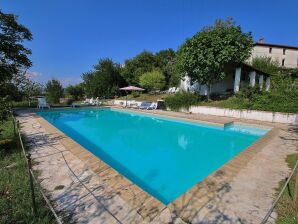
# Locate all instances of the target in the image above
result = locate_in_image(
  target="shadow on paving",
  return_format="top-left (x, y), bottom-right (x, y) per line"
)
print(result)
top-left (20, 112), bottom-right (255, 224)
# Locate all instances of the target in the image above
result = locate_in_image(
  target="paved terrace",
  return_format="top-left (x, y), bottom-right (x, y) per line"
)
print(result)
top-left (16, 108), bottom-right (297, 224)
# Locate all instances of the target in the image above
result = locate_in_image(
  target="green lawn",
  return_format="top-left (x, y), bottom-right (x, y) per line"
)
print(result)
top-left (0, 118), bottom-right (56, 223)
top-left (276, 153), bottom-right (298, 224)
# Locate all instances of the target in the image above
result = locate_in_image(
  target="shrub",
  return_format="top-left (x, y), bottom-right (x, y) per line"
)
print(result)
top-left (165, 92), bottom-right (199, 111)
top-left (251, 56), bottom-right (280, 75)
top-left (225, 85), bottom-right (298, 113)
top-left (45, 79), bottom-right (64, 104)
top-left (131, 91), bottom-right (140, 98)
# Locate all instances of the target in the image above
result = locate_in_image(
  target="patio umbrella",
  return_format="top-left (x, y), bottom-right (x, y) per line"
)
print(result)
top-left (119, 86), bottom-right (145, 107)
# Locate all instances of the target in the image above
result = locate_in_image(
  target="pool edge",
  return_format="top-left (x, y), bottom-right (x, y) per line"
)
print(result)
top-left (31, 108), bottom-right (278, 221)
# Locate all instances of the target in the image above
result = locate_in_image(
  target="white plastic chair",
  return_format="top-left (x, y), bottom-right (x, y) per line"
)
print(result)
top-left (167, 87), bottom-right (173, 94)
top-left (37, 98), bottom-right (50, 109)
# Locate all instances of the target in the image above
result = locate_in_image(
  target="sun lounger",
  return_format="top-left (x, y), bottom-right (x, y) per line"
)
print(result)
top-left (147, 102), bottom-right (157, 110)
top-left (139, 102), bottom-right (152, 110)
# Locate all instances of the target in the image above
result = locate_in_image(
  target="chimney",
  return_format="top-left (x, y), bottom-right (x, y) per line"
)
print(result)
top-left (258, 37), bottom-right (265, 43)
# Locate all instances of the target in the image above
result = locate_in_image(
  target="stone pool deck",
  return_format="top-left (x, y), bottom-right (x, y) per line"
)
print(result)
top-left (16, 108), bottom-right (297, 223)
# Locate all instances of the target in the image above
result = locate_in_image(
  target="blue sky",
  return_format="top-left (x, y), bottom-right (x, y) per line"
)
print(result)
top-left (1, 0), bottom-right (297, 86)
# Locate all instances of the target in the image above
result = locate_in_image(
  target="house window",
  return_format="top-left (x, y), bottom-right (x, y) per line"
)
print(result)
top-left (282, 59), bottom-right (285, 66)
top-left (269, 48), bottom-right (272, 53)
top-left (283, 48), bottom-right (286, 55)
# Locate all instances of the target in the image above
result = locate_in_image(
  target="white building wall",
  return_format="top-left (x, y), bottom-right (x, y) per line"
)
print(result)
top-left (180, 74), bottom-right (234, 96)
top-left (251, 45), bottom-right (298, 68)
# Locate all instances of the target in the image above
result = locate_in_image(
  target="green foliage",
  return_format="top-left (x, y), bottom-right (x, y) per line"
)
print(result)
top-left (121, 51), bottom-right (157, 85)
top-left (281, 67), bottom-right (298, 78)
top-left (0, 10), bottom-right (32, 123)
top-left (176, 17), bottom-right (253, 98)
top-left (20, 77), bottom-right (43, 100)
top-left (65, 84), bottom-right (84, 100)
top-left (45, 79), bottom-right (64, 104)
top-left (82, 58), bottom-right (126, 98)
top-left (251, 56), bottom-right (280, 75)
top-left (155, 49), bottom-right (178, 87)
top-left (118, 93), bottom-right (168, 102)
top-left (12, 100), bottom-right (37, 108)
top-left (139, 70), bottom-right (166, 91)
top-left (120, 49), bottom-right (178, 88)
top-left (0, 97), bottom-right (10, 123)
top-left (0, 119), bottom-right (55, 223)
top-left (200, 82), bottom-right (298, 113)
top-left (276, 153), bottom-right (298, 224)
top-left (165, 92), bottom-right (199, 111)
top-left (0, 10), bottom-right (32, 83)
top-left (131, 91), bottom-right (140, 98)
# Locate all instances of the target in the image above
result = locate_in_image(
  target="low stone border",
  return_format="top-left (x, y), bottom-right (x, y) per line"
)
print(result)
top-left (189, 106), bottom-right (298, 124)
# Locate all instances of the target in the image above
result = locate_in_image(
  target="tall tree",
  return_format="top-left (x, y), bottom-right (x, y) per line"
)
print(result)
top-left (139, 70), bottom-right (166, 92)
top-left (21, 78), bottom-right (43, 102)
top-left (121, 51), bottom-right (156, 85)
top-left (45, 79), bottom-right (64, 104)
top-left (0, 10), bottom-right (32, 121)
top-left (65, 83), bottom-right (84, 100)
top-left (155, 49), bottom-right (177, 87)
top-left (176, 17), bottom-right (253, 99)
top-left (82, 59), bottom-right (126, 98)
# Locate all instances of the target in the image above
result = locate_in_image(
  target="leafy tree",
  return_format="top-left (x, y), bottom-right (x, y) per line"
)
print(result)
top-left (121, 51), bottom-right (156, 85)
top-left (22, 79), bottom-right (43, 101)
top-left (176, 17), bottom-right (253, 99)
top-left (82, 59), bottom-right (126, 98)
top-left (45, 79), bottom-right (64, 104)
top-left (0, 10), bottom-right (32, 83)
top-left (139, 70), bottom-right (166, 91)
top-left (65, 84), bottom-right (84, 100)
top-left (155, 49), bottom-right (178, 87)
top-left (0, 10), bottom-right (32, 121)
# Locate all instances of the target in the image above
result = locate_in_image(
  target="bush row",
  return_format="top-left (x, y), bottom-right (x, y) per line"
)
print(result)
top-left (164, 92), bottom-right (199, 111)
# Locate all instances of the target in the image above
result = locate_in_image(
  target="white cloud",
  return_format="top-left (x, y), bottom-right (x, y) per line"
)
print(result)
top-left (25, 71), bottom-right (43, 78)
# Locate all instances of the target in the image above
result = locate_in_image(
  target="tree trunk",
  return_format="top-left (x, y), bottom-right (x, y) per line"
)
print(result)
top-left (206, 84), bottom-right (211, 100)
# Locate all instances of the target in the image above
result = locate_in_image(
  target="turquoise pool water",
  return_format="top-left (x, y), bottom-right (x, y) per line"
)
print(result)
top-left (38, 108), bottom-right (269, 204)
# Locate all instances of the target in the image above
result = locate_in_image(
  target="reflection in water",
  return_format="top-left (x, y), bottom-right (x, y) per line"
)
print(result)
top-left (37, 108), bottom-right (266, 204)
top-left (144, 169), bottom-right (160, 182)
top-left (178, 135), bottom-right (188, 150)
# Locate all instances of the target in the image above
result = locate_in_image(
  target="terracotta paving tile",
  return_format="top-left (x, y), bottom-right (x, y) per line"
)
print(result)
top-left (137, 198), bottom-right (165, 222)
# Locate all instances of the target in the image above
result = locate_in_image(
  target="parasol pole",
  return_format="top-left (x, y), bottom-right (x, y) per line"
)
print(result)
top-left (125, 90), bottom-right (128, 107)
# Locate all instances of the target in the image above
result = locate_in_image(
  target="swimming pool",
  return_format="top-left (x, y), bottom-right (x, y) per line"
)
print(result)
top-left (38, 108), bottom-right (269, 204)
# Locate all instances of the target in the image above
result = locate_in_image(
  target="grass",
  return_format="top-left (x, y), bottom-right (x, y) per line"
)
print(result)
top-left (0, 118), bottom-right (56, 223)
top-left (276, 153), bottom-right (298, 224)
top-left (117, 93), bottom-right (168, 102)
top-left (12, 100), bottom-right (37, 108)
